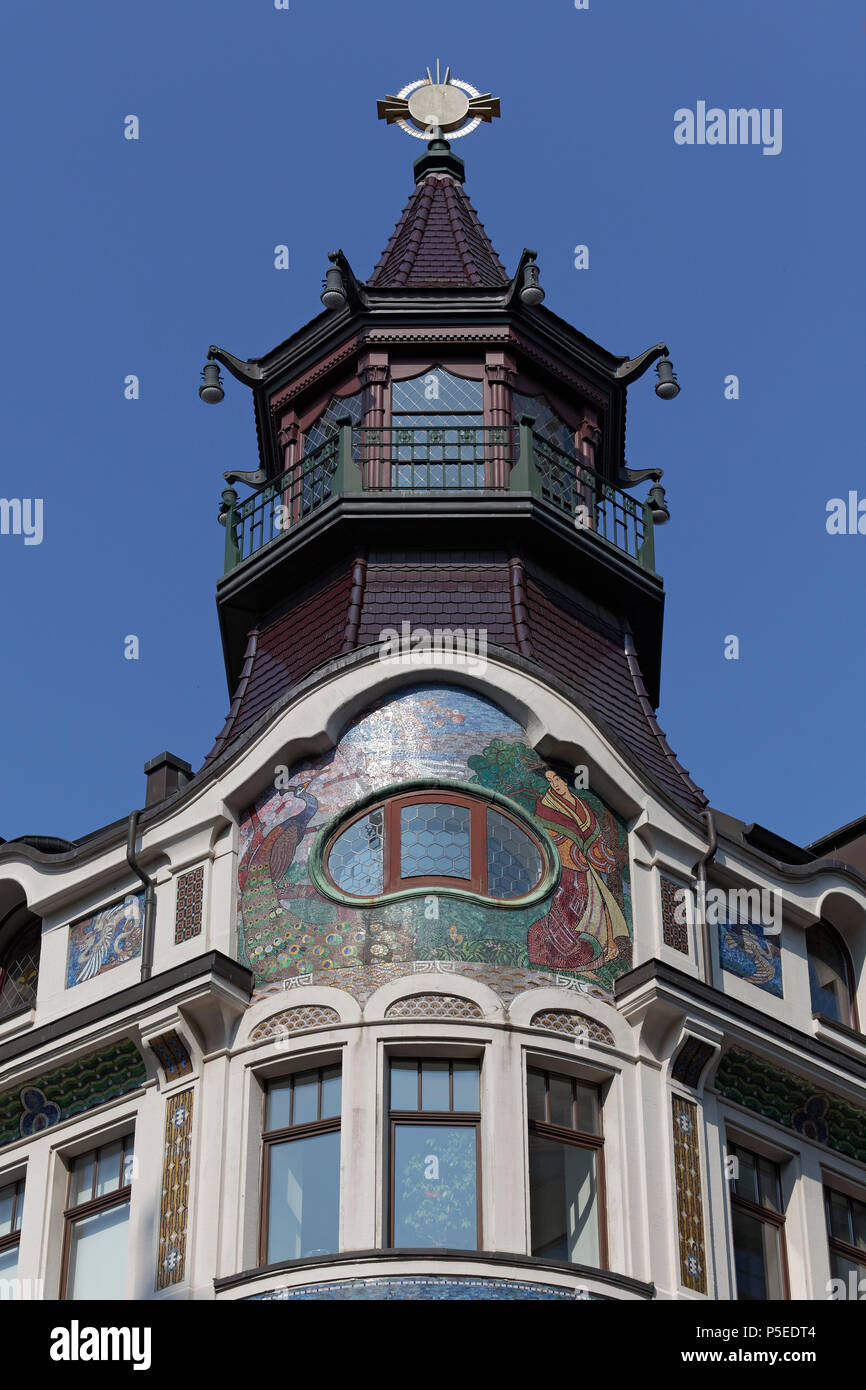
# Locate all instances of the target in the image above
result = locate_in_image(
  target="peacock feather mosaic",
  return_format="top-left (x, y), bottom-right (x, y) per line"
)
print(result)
top-left (238, 685), bottom-right (633, 1000)
top-left (715, 1049), bottom-right (866, 1163)
top-left (0, 1039), bottom-right (146, 1150)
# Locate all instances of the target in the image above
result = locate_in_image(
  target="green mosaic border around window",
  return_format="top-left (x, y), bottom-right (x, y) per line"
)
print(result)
top-left (309, 777), bottom-right (562, 910)
top-left (0, 1038), bottom-right (146, 1150)
top-left (715, 1048), bottom-right (866, 1163)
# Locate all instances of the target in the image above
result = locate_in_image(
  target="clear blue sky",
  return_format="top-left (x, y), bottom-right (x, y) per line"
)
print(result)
top-left (0, 0), bottom-right (863, 847)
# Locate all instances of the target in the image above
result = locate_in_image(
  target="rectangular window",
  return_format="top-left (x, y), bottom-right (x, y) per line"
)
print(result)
top-left (730, 1143), bottom-right (787, 1300)
top-left (825, 1186), bottom-right (866, 1288)
top-left (389, 1058), bottom-right (481, 1251)
top-left (62, 1136), bottom-right (134, 1300)
top-left (527, 1067), bottom-right (605, 1266)
top-left (0, 1177), bottom-right (25, 1286)
top-left (262, 1066), bottom-right (341, 1263)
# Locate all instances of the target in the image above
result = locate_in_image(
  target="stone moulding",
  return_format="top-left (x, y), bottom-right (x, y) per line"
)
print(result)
top-left (714, 1048), bottom-right (866, 1163)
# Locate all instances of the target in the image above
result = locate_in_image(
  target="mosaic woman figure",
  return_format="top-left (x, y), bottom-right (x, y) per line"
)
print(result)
top-left (528, 771), bottom-right (630, 975)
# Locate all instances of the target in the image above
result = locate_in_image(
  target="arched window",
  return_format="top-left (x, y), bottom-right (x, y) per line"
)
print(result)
top-left (806, 921), bottom-right (856, 1029)
top-left (300, 390), bottom-right (364, 511)
top-left (0, 908), bottom-right (41, 1020)
top-left (322, 789), bottom-right (547, 903)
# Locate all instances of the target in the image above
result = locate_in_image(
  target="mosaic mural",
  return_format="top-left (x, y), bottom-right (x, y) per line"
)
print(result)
top-left (175, 866), bottom-right (204, 944)
top-left (66, 893), bottom-right (145, 988)
top-left (715, 1049), bottom-right (866, 1163)
top-left (718, 919), bottom-right (783, 997)
top-left (0, 1040), bottom-right (146, 1150)
top-left (248, 1276), bottom-right (597, 1300)
top-left (238, 686), bottom-right (632, 1000)
top-left (672, 1094), bottom-right (707, 1294)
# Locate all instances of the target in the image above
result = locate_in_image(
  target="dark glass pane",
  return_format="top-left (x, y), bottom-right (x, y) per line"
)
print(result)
top-left (67, 1203), bottom-right (130, 1300)
top-left (733, 1148), bottom-right (759, 1205)
top-left (527, 1069), bottom-right (547, 1124)
top-left (0, 920), bottom-right (40, 1018)
top-left (528, 1133), bottom-right (599, 1265)
top-left (548, 1073), bottom-right (574, 1129)
top-left (400, 803), bottom-right (471, 881)
top-left (732, 1207), bottom-right (783, 1300)
top-left (328, 810), bottom-right (384, 896)
top-left (420, 1060), bottom-right (450, 1111)
top-left (512, 392), bottom-right (575, 457)
top-left (304, 391), bottom-right (364, 453)
top-left (852, 1197), bottom-right (866, 1251)
top-left (486, 809), bottom-right (542, 898)
top-left (827, 1189), bottom-right (853, 1245)
top-left (292, 1069), bottom-right (319, 1126)
top-left (0, 1247), bottom-right (18, 1283)
top-left (267, 1080), bottom-right (292, 1133)
top-left (806, 923), bottom-right (851, 1026)
top-left (0, 1181), bottom-right (19, 1237)
top-left (576, 1082), bottom-right (601, 1136)
top-left (390, 1060), bottom-right (418, 1111)
top-left (757, 1156), bottom-right (782, 1213)
top-left (267, 1131), bottom-right (340, 1261)
top-left (830, 1250), bottom-right (866, 1287)
top-left (452, 1061), bottom-right (480, 1112)
top-left (95, 1139), bottom-right (123, 1198)
top-left (393, 1123), bottom-right (477, 1250)
top-left (320, 1066), bottom-right (342, 1120)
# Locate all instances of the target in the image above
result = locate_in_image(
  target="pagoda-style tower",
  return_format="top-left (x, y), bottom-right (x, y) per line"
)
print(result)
top-left (201, 76), bottom-right (701, 817)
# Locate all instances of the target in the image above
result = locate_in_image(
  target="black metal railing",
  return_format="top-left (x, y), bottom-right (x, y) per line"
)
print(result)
top-left (220, 418), bottom-right (656, 575)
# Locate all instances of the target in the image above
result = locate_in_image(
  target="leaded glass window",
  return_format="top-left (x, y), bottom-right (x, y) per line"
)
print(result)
top-left (0, 914), bottom-right (40, 1020)
top-left (323, 792), bottom-right (546, 902)
top-left (390, 368), bottom-right (484, 489)
top-left (300, 390), bottom-right (364, 509)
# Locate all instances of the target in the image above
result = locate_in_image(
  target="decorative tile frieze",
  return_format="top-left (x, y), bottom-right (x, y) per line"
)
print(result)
top-left (385, 993), bottom-right (483, 1020)
top-left (715, 1049), bottom-right (866, 1162)
top-left (157, 1088), bottom-right (194, 1290)
top-left (250, 1005), bottom-right (340, 1040)
top-left (530, 1009), bottom-right (615, 1046)
top-left (248, 1276), bottom-right (594, 1300)
top-left (0, 1040), bottom-right (146, 1150)
top-left (671, 1037), bottom-right (716, 1090)
top-left (672, 1094), bottom-right (707, 1294)
top-left (175, 866), bottom-right (204, 944)
top-left (148, 1030), bottom-right (193, 1081)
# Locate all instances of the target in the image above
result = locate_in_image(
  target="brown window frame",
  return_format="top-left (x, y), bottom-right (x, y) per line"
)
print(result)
top-left (729, 1142), bottom-right (790, 1300)
top-left (258, 1065), bottom-right (342, 1266)
top-left (387, 1058), bottom-right (483, 1251)
top-left (806, 921), bottom-right (859, 1032)
top-left (527, 1067), bottom-right (608, 1269)
top-left (325, 790), bottom-right (545, 900)
top-left (0, 1177), bottom-right (25, 1267)
top-left (60, 1134), bottom-right (134, 1300)
top-left (824, 1184), bottom-right (866, 1280)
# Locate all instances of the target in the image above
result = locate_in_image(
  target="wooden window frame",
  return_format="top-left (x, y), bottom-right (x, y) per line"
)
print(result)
top-left (325, 790), bottom-right (545, 900)
top-left (824, 1184), bottom-right (866, 1277)
top-left (729, 1142), bottom-right (790, 1300)
top-left (258, 1066), bottom-right (342, 1266)
top-left (0, 1177), bottom-right (25, 1266)
top-left (387, 1059), bottom-right (483, 1251)
top-left (526, 1067), bottom-right (608, 1269)
top-left (59, 1135), bottom-right (134, 1300)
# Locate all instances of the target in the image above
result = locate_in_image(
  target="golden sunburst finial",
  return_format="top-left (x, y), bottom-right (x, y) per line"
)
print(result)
top-left (377, 62), bottom-right (500, 141)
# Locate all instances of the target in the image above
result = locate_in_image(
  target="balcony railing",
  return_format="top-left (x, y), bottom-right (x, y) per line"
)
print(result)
top-left (220, 418), bottom-right (657, 576)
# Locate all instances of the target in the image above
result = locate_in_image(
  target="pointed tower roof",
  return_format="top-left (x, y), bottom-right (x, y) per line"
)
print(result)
top-left (368, 139), bottom-right (509, 289)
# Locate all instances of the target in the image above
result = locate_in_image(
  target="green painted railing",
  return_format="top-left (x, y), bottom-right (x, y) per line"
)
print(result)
top-left (220, 418), bottom-right (656, 575)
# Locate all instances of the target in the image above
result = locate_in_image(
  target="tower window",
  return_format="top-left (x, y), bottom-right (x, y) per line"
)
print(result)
top-left (729, 1143), bottom-right (788, 1300)
top-left (527, 1067), bottom-right (605, 1267)
top-left (388, 1058), bottom-right (481, 1251)
top-left (262, 1066), bottom-right (342, 1264)
top-left (806, 922), bottom-right (856, 1029)
top-left (323, 791), bottom-right (546, 903)
top-left (390, 368), bottom-right (484, 488)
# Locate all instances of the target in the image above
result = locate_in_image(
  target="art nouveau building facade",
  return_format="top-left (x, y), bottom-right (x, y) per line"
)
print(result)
top-left (2, 108), bottom-right (866, 1305)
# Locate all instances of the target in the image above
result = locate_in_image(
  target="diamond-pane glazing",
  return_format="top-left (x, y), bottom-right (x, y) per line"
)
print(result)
top-left (486, 809), bottom-right (542, 898)
top-left (0, 922), bottom-right (40, 1019)
top-left (392, 370), bottom-right (483, 415)
top-left (512, 392), bottom-right (575, 456)
top-left (328, 809), bottom-right (384, 895)
top-left (400, 803), bottom-right (471, 880)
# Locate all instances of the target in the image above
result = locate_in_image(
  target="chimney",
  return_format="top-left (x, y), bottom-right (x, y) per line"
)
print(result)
top-left (144, 752), bottom-right (193, 807)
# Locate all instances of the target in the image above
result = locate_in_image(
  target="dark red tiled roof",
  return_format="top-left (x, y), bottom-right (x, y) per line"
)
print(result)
top-left (368, 173), bottom-right (509, 289)
top-left (206, 553), bottom-right (706, 817)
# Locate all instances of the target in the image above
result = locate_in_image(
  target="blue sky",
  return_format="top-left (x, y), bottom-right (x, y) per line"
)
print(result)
top-left (0, 0), bottom-right (863, 846)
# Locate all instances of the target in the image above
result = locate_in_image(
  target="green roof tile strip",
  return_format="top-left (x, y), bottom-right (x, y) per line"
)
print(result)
top-left (715, 1048), bottom-right (866, 1164)
top-left (0, 1039), bottom-right (146, 1149)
